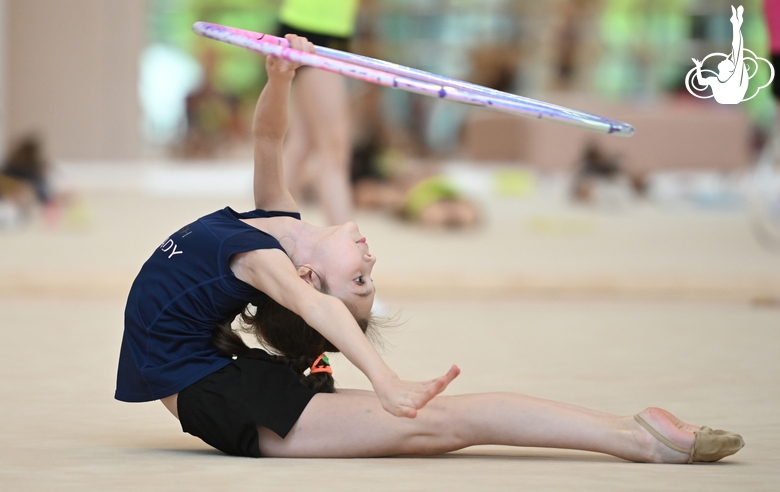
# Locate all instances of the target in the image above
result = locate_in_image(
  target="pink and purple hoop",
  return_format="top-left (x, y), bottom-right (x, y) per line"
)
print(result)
top-left (193, 21), bottom-right (634, 136)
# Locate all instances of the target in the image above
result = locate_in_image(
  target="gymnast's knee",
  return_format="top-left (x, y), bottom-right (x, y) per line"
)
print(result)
top-left (403, 398), bottom-right (470, 454)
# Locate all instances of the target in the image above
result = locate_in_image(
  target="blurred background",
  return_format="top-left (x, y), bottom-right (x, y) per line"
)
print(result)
top-left (1, 0), bottom-right (777, 158)
top-left (1, 2), bottom-right (780, 487)
top-left (0, 0), bottom-right (779, 302)
top-left (0, 0), bottom-right (776, 157)
top-left (1, 0), bottom-right (779, 299)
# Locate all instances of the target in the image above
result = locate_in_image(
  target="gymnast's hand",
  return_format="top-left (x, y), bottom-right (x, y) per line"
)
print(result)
top-left (266, 34), bottom-right (314, 78)
top-left (373, 365), bottom-right (461, 418)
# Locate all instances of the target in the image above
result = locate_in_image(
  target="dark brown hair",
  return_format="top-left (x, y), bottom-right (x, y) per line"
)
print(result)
top-left (212, 293), bottom-right (373, 394)
top-left (3, 135), bottom-right (47, 178)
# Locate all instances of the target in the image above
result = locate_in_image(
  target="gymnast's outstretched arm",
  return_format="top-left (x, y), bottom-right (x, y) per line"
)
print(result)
top-left (250, 35), bottom-right (313, 212)
top-left (231, 246), bottom-right (461, 418)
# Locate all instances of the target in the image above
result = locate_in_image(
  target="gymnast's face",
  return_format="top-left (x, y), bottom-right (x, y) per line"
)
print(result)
top-left (309, 221), bottom-right (377, 319)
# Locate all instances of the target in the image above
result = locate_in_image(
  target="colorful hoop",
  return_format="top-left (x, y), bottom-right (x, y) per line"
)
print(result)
top-left (193, 21), bottom-right (634, 136)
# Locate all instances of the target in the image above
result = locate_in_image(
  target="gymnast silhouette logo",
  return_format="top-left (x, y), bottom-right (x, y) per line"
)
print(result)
top-left (685, 5), bottom-right (774, 104)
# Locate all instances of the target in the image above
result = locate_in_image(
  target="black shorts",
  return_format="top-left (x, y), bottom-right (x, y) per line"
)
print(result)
top-left (177, 349), bottom-right (316, 457)
top-left (276, 22), bottom-right (352, 53)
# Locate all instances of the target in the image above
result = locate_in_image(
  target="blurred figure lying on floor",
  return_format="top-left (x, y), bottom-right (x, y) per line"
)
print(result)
top-left (355, 171), bottom-right (479, 230)
top-left (351, 134), bottom-right (479, 230)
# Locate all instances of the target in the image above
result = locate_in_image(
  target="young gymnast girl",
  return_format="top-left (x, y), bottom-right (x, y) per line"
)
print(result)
top-left (115, 35), bottom-right (744, 462)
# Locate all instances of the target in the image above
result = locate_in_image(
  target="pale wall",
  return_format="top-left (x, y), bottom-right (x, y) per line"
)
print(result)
top-left (6, 0), bottom-right (145, 160)
top-left (0, 0), bottom-right (7, 158)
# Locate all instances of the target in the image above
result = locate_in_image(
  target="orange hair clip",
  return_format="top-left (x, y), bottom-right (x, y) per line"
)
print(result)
top-left (310, 354), bottom-right (333, 375)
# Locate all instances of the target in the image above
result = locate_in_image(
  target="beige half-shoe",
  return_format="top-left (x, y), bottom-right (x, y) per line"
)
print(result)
top-left (634, 414), bottom-right (745, 463)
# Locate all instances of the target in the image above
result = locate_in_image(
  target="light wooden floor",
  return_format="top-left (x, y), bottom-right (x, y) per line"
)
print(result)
top-left (1, 180), bottom-right (779, 491)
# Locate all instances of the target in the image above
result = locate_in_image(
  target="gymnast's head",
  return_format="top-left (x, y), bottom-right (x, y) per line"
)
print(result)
top-left (211, 220), bottom-right (380, 392)
top-left (295, 220), bottom-right (377, 321)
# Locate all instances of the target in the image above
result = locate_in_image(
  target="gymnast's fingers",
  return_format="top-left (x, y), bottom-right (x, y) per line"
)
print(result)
top-left (284, 34), bottom-right (314, 54)
top-left (421, 365), bottom-right (461, 389)
top-left (413, 365), bottom-right (461, 411)
top-left (267, 34), bottom-right (308, 72)
top-left (285, 33), bottom-right (303, 50)
top-left (432, 365), bottom-right (460, 393)
top-left (298, 36), bottom-right (316, 55)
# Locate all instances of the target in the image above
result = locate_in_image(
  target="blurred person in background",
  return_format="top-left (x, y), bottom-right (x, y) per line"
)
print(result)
top-left (751, 0), bottom-right (780, 252)
top-left (353, 162), bottom-right (481, 230)
top-left (182, 48), bottom-right (245, 159)
top-left (571, 142), bottom-right (647, 206)
top-left (276, 0), bottom-right (361, 225)
top-left (550, 0), bottom-right (598, 91)
top-left (1, 135), bottom-right (51, 206)
top-left (0, 136), bottom-right (51, 228)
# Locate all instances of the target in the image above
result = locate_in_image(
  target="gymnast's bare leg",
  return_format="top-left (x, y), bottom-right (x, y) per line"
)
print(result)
top-left (257, 390), bottom-right (699, 463)
top-left (283, 68), bottom-right (353, 225)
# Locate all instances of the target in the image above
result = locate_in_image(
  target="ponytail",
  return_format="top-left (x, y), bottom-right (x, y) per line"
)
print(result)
top-left (212, 295), bottom-right (374, 394)
top-left (212, 317), bottom-right (256, 359)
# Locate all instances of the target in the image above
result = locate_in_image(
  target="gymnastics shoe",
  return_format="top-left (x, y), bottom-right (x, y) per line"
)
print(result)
top-left (634, 414), bottom-right (744, 463)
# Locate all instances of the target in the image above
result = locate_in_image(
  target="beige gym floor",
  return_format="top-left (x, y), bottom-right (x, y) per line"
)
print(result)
top-left (1, 177), bottom-right (779, 491)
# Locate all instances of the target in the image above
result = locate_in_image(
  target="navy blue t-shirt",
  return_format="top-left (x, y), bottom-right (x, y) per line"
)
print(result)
top-left (115, 207), bottom-right (299, 402)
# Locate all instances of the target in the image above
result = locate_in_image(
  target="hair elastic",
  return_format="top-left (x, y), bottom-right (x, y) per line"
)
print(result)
top-left (310, 354), bottom-right (333, 375)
